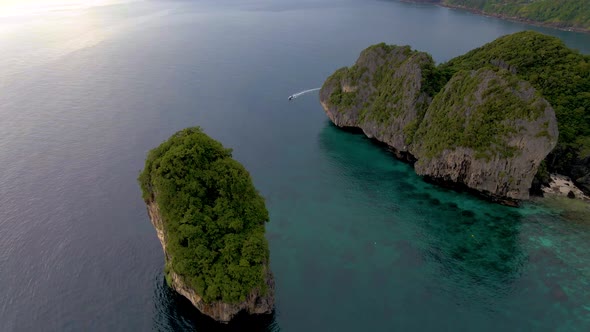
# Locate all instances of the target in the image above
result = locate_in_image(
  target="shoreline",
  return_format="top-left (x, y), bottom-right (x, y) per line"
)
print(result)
top-left (535, 173), bottom-right (589, 223)
top-left (401, 1), bottom-right (590, 35)
top-left (533, 195), bottom-right (590, 224)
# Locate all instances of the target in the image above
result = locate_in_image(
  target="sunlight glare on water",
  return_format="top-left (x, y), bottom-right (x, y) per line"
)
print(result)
top-left (0, 0), bottom-right (130, 17)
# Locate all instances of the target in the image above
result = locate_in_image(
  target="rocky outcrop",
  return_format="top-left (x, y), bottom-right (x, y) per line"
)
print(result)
top-left (146, 197), bottom-right (274, 323)
top-left (320, 44), bottom-right (437, 160)
top-left (411, 69), bottom-right (558, 201)
top-left (571, 156), bottom-right (590, 196)
top-left (577, 174), bottom-right (590, 196)
top-left (320, 44), bottom-right (559, 204)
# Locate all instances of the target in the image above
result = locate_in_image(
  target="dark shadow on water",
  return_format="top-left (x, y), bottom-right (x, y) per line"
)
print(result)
top-left (153, 276), bottom-right (279, 332)
top-left (419, 202), bottom-right (526, 291)
top-left (318, 121), bottom-right (527, 294)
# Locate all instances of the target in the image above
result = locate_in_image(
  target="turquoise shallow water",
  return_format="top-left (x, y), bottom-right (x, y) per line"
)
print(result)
top-left (258, 122), bottom-right (590, 331)
top-left (0, 0), bottom-right (589, 331)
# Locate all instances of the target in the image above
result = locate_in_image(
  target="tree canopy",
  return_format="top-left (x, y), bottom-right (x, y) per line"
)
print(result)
top-left (139, 127), bottom-right (270, 304)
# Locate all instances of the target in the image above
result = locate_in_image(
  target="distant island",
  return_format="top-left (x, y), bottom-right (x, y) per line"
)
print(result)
top-left (407, 0), bottom-right (590, 33)
top-left (320, 31), bottom-right (590, 205)
top-left (138, 127), bottom-right (274, 323)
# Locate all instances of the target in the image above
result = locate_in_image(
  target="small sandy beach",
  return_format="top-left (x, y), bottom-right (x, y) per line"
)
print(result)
top-left (542, 174), bottom-right (589, 201)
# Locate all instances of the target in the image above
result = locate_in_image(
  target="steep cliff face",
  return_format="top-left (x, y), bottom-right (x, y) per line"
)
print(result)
top-left (439, 31), bottom-right (590, 192)
top-left (411, 69), bottom-right (558, 200)
top-left (320, 43), bottom-right (559, 203)
top-left (146, 197), bottom-right (274, 323)
top-left (320, 44), bottom-right (439, 159)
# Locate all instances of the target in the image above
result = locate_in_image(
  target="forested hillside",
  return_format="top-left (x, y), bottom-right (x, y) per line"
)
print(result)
top-left (432, 1), bottom-right (590, 31)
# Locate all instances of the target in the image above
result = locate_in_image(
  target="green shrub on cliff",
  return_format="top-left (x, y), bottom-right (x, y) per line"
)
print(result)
top-left (414, 68), bottom-right (546, 160)
top-left (364, 48), bottom-right (436, 124)
top-left (328, 83), bottom-right (357, 109)
top-left (138, 127), bottom-right (269, 304)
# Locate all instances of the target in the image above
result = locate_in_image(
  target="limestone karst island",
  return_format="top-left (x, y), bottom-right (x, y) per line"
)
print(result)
top-left (138, 127), bottom-right (274, 323)
top-left (320, 31), bottom-right (590, 205)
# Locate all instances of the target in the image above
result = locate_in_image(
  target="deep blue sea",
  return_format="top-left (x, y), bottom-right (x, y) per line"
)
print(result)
top-left (1, 0), bottom-right (589, 331)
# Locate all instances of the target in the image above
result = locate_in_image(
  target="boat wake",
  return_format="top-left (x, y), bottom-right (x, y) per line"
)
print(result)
top-left (288, 88), bottom-right (320, 100)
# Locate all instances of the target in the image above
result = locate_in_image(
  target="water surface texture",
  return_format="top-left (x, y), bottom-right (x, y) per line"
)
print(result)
top-left (1, 0), bottom-right (589, 330)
